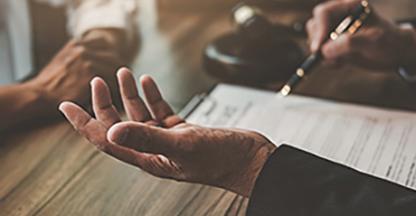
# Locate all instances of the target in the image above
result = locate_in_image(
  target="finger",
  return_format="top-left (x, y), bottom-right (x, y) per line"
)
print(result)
top-left (321, 34), bottom-right (359, 60)
top-left (310, 0), bottom-right (362, 52)
top-left (59, 102), bottom-right (110, 150)
top-left (59, 100), bottom-right (176, 180)
top-left (103, 144), bottom-right (181, 180)
top-left (163, 115), bottom-right (185, 128)
top-left (91, 77), bottom-right (121, 127)
top-left (322, 25), bottom-right (377, 61)
top-left (59, 101), bottom-right (92, 130)
top-left (117, 68), bottom-right (152, 122)
top-left (107, 121), bottom-right (177, 157)
top-left (140, 75), bottom-right (175, 121)
top-left (306, 19), bottom-right (316, 46)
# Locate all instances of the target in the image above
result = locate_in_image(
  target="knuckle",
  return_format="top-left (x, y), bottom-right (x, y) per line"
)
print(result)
top-left (313, 5), bottom-right (327, 16)
top-left (63, 56), bottom-right (73, 65)
top-left (322, 44), bottom-right (336, 59)
top-left (306, 19), bottom-right (314, 31)
top-left (339, 35), bottom-right (354, 49)
top-left (76, 46), bottom-right (88, 58)
top-left (344, 35), bottom-right (354, 47)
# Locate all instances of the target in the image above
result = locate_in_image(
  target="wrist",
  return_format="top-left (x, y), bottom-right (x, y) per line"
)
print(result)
top-left (9, 81), bottom-right (49, 118)
top-left (234, 140), bottom-right (277, 197)
top-left (24, 79), bottom-right (54, 110)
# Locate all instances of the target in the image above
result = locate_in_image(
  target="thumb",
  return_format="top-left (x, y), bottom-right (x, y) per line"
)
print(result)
top-left (107, 121), bottom-right (177, 156)
top-left (321, 34), bottom-right (356, 60)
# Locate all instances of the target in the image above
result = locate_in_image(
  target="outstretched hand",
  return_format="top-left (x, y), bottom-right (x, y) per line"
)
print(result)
top-left (59, 68), bottom-right (276, 197)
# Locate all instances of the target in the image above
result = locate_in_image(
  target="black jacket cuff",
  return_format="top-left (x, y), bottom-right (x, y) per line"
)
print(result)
top-left (246, 145), bottom-right (416, 216)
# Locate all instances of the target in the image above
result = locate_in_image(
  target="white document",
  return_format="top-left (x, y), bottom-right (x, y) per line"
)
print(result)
top-left (187, 84), bottom-right (416, 190)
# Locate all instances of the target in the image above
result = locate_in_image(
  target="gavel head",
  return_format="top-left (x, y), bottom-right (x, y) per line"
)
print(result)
top-left (202, 3), bottom-right (305, 85)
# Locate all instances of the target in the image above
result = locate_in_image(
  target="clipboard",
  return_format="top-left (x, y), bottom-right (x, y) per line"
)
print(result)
top-left (179, 84), bottom-right (218, 120)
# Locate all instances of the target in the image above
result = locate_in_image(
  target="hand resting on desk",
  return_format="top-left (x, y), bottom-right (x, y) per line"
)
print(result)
top-left (0, 35), bottom-right (125, 131)
top-left (59, 68), bottom-right (276, 197)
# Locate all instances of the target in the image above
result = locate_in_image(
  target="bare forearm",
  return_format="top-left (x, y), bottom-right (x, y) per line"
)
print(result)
top-left (0, 82), bottom-right (47, 130)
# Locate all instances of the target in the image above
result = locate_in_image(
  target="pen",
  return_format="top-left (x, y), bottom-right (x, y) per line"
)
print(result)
top-left (279, 0), bottom-right (372, 96)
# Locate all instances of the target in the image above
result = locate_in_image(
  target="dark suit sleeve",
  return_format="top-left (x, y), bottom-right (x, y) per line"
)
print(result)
top-left (246, 145), bottom-right (416, 216)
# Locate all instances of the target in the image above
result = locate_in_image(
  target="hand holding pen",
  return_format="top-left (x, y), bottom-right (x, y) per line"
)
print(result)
top-left (281, 0), bottom-right (416, 96)
top-left (307, 0), bottom-right (415, 71)
top-left (308, 0), bottom-right (416, 71)
top-left (280, 0), bottom-right (373, 96)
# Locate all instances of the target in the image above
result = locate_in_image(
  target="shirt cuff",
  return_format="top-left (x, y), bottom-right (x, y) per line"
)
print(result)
top-left (69, 1), bottom-right (137, 39)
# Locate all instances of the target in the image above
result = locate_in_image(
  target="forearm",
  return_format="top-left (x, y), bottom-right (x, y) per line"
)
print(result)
top-left (247, 145), bottom-right (416, 216)
top-left (0, 82), bottom-right (47, 130)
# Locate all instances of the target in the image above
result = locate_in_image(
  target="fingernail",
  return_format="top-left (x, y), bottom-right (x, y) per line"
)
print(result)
top-left (91, 76), bottom-right (99, 84)
top-left (113, 128), bottom-right (129, 144)
top-left (58, 102), bottom-right (67, 112)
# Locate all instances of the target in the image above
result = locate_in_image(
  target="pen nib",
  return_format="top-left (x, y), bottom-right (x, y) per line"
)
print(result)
top-left (279, 85), bottom-right (291, 97)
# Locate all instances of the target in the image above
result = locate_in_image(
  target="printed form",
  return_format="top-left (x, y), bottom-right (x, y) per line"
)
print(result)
top-left (187, 84), bottom-right (416, 190)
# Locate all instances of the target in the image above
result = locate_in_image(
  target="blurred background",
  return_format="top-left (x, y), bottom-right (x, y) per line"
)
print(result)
top-left (34, 0), bottom-right (416, 111)
top-left (135, 0), bottom-right (416, 110)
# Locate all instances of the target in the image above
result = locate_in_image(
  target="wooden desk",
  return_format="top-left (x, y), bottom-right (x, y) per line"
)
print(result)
top-left (1, 2), bottom-right (245, 215)
top-left (1, 0), bottom-right (416, 215)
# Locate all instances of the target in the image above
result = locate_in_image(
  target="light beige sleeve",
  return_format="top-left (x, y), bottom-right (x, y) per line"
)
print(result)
top-left (65, 0), bottom-right (138, 39)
